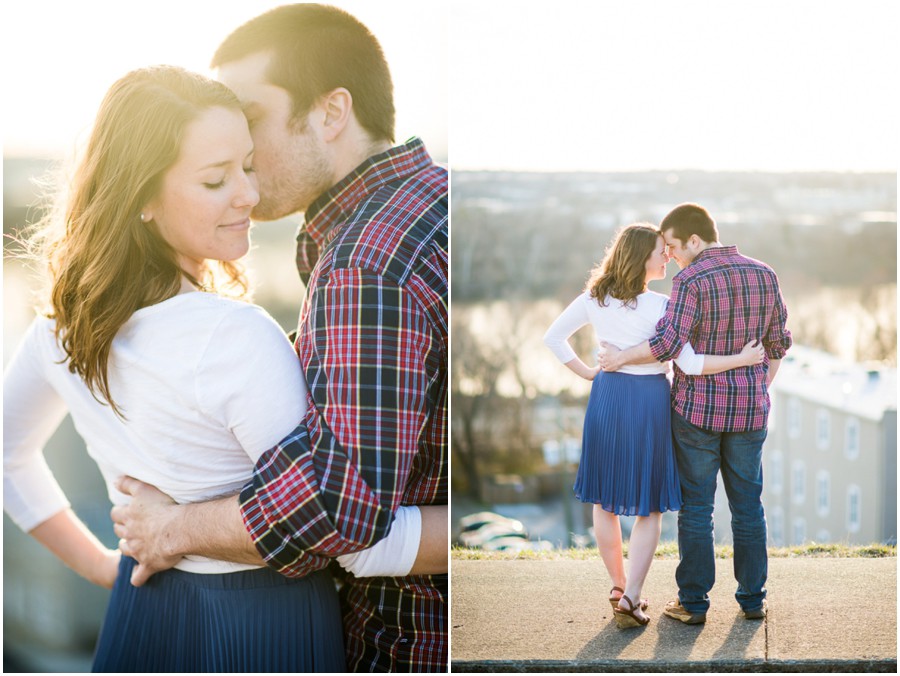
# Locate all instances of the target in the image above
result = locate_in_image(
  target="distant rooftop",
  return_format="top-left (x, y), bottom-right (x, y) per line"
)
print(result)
top-left (773, 345), bottom-right (897, 420)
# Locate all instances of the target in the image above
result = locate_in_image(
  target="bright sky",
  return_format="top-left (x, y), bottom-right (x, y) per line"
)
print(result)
top-left (2, 0), bottom-right (447, 161)
top-left (450, 0), bottom-right (900, 172)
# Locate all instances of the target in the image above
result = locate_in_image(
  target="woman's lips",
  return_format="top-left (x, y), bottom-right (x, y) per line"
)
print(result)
top-left (219, 218), bottom-right (251, 230)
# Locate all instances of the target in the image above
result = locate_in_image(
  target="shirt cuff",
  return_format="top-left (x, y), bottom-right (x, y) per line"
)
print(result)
top-left (336, 505), bottom-right (421, 577)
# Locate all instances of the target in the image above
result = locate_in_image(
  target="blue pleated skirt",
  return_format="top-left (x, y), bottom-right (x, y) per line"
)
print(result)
top-left (573, 371), bottom-right (682, 516)
top-left (92, 556), bottom-right (346, 673)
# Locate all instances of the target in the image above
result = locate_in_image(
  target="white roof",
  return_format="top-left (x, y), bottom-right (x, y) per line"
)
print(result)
top-left (772, 345), bottom-right (897, 421)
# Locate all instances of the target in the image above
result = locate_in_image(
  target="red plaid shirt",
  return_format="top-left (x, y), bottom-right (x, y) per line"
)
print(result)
top-left (239, 138), bottom-right (448, 672)
top-left (649, 246), bottom-right (792, 431)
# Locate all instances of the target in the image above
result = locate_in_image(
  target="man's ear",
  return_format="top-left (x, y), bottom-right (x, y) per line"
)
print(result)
top-left (320, 87), bottom-right (352, 142)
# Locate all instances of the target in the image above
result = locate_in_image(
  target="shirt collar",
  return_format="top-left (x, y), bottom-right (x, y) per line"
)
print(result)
top-left (672, 244), bottom-right (738, 281)
top-left (302, 137), bottom-right (433, 249)
top-left (693, 244), bottom-right (737, 264)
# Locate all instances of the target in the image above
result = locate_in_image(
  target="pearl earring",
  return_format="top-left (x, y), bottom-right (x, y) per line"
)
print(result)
top-left (140, 213), bottom-right (147, 222)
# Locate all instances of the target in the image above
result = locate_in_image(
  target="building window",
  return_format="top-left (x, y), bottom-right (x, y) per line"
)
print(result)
top-left (769, 507), bottom-right (784, 546)
top-left (844, 417), bottom-right (860, 460)
top-left (816, 470), bottom-right (830, 517)
top-left (788, 397), bottom-right (802, 439)
top-left (816, 529), bottom-right (831, 543)
top-left (816, 409), bottom-right (830, 450)
top-left (792, 461), bottom-right (806, 505)
top-left (793, 518), bottom-right (806, 545)
top-left (769, 450), bottom-right (783, 495)
top-left (847, 485), bottom-right (861, 533)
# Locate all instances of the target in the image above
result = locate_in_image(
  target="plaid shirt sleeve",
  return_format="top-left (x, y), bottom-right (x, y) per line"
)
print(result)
top-left (762, 277), bottom-right (792, 360)
top-left (648, 274), bottom-right (700, 362)
top-left (238, 268), bottom-right (432, 577)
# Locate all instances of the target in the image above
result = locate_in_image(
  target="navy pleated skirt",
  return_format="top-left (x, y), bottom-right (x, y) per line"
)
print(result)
top-left (92, 556), bottom-right (346, 673)
top-left (573, 371), bottom-right (682, 516)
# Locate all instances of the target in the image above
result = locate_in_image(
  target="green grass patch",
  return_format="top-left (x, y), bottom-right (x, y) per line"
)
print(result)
top-left (452, 541), bottom-right (896, 561)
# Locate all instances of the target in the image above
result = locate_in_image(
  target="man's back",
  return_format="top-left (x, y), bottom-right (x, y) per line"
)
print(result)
top-left (650, 245), bottom-right (792, 431)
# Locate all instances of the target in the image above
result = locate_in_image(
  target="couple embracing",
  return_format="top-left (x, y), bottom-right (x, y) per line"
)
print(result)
top-left (4, 4), bottom-right (446, 673)
top-left (544, 204), bottom-right (792, 628)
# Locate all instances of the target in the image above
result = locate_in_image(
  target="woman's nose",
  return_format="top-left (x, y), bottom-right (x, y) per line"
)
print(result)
top-left (234, 171), bottom-right (260, 208)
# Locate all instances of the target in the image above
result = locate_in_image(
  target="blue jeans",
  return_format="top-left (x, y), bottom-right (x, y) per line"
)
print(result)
top-left (672, 410), bottom-right (768, 613)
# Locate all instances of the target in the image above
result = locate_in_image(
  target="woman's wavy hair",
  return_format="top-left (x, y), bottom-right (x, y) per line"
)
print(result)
top-left (586, 223), bottom-right (661, 308)
top-left (29, 65), bottom-right (249, 416)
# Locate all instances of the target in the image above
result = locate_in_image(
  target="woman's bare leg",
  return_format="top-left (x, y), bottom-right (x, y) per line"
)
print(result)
top-left (593, 505), bottom-right (626, 600)
top-left (621, 512), bottom-right (662, 621)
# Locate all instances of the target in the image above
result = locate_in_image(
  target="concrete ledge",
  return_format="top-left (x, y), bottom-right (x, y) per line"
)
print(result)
top-left (451, 558), bottom-right (896, 672)
top-left (452, 659), bottom-right (897, 673)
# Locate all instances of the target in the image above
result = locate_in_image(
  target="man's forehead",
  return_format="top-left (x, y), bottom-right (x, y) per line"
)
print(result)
top-left (215, 51), bottom-right (274, 89)
top-left (662, 231), bottom-right (681, 245)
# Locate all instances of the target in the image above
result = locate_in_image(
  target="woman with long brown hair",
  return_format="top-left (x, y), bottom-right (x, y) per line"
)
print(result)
top-left (544, 223), bottom-right (763, 629)
top-left (3, 65), bottom-right (423, 672)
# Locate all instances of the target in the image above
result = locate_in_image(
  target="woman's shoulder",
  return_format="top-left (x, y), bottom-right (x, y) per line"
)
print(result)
top-left (190, 293), bottom-right (275, 319)
top-left (186, 296), bottom-right (291, 347)
top-left (189, 297), bottom-right (297, 379)
top-left (21, 314), bottom-right (61, 352)
top-left (576, 290), bottom-right (611, 315)
top-left (121, 294), bottom-right (292, 364)
top-left (640, 290), bottom-right (670, 307)
top-left (213, 298), bottom-right (288, 336)
top-left (132, 292), bottom-right (279, 328)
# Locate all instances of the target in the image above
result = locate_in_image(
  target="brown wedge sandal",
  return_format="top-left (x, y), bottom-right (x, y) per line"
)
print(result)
top-left (614, 594), bottom-right (650, 629)
top-left (608, 586), bottom-right (648, 611)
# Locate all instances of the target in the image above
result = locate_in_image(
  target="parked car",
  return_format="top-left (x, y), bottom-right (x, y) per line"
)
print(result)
top-left (459, 512), bottom-right (525, 533)
top-left (459, 520), bottom-right (528, 548)
top-left (459, 511), bottom-right (525, 538)
top-left (457, 511), bottom-right (552, 551)
top-left (482, 536), bottom-right (554, 553)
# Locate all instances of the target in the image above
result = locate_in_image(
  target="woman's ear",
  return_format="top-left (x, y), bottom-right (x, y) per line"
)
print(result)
top-left (140, 195), bottom-right (160, 224)
top-left (139, 202), bottom-right (155, 223)
top-left (320, 87), bottom-right (352, 142)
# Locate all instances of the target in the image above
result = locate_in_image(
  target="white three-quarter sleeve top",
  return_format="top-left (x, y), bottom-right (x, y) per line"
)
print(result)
top-left (4, 292), bottom-right (419, 575)
top-left (543, 290), bottom-right (705, 375)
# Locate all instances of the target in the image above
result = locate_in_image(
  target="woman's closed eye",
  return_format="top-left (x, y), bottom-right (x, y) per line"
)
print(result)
top-left (203, 160), bottom-right (254, 189)
top-left (203, 177), bottom-right (226, 190)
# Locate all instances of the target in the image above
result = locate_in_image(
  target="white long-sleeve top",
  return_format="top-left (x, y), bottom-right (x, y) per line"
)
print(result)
top-left (4, 292), bottom-right (419, 576)
top-left (543, 290), bottom-right (705, 375)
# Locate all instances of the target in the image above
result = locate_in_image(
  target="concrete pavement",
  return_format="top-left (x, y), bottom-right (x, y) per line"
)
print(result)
top-left (451, 557), bottom-right (897, 672)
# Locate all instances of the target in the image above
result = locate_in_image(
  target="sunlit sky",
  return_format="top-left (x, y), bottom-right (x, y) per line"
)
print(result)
top-left (3, 1), bottom-right (897, 172)
top-left (450, 0), bottom-right (899, 172)
top-left (2, 0), bottom-right (447, 161)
